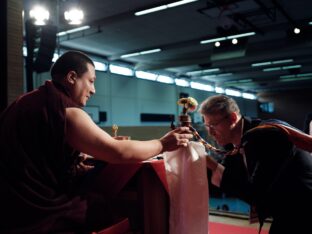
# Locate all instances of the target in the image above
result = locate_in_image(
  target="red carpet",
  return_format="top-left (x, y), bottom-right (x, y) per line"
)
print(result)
top-left (210, 222), bottom-right (269, 234)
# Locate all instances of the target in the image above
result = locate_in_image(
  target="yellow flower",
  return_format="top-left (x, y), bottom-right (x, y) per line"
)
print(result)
top-left (177, 97), bottom-right (198, 114)
top-left (187, 97), bottom-right (198, 111)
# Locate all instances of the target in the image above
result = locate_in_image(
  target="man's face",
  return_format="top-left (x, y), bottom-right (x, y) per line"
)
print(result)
top-left (203, 113), bottom-right (233, 146)
top-left (70, 63), bottom-right (96, 107)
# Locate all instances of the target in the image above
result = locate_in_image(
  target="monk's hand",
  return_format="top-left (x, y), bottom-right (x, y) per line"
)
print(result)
top-left (160, 127), bottom-right (193, 152)
top-left (77, 153), bottom-right (95, 173)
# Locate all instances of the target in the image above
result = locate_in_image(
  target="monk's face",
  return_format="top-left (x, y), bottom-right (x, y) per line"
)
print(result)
top-left (69, 63), bottom-right (96, 107)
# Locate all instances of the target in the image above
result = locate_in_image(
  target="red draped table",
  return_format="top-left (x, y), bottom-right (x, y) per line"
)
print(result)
top-left (88, 160), bottom-right (170, 234)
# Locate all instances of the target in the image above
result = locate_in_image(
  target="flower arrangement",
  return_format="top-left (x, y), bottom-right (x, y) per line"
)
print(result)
top-left (177, 97), bottom-right (198, 115)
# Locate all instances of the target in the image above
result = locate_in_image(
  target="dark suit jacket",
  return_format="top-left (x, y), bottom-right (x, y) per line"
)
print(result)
top-left (220, 117), bottom-right (312, 234)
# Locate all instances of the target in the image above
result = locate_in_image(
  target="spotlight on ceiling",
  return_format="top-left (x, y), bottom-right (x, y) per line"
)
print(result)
top-left (64, 8), bottom-right (84, 25)
top-left (293, 27), bottom-right (301, 34)
top-left (214, 41), bottom-right (221, 47)
top-left (29, 6), bottom-right (50, 25)
top-left (232, 38), bottom-right (238, 44)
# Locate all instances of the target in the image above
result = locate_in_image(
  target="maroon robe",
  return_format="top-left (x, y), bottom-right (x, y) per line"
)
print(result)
top-left (0, 81), bottom-right (89, 233)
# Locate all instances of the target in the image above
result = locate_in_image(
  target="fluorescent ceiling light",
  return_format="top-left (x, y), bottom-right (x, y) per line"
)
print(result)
top-left (280, 77), bottom-right (312, 82)
top-left (135, 0), bottom-right (198, 16)
top-left (252, 61), bottom-right (272, 67)
top-left (309, 21), bottom-right (312, 25)
top-left (121, 48), bottom-right (161, 58)
top-left (175, 79), bottom-right (190, 87)
top-left (186, 68), bottom-right (220, 76)
top-left (57, 25), bottom-right (90, 36)
top-left (200, 32), bottom-right (255, 44)
top-left (280, 73), bottom-right (312, 79)
top-left (200, 37), bottom-right (226, 44)
top-left (109, 64), bottom-right (134, 76)
top-left (140, 48), bottom-right (161, 55)
top-left (272, 59), bottom-right (294, 64)
top-left (94, 61), bottom-right (107, 71)
top-left (282, 65), bottom-right (301, 69)
top-left (167, 0), bottom-right (198, 8)
top-left (215, 87), bottom-right (225, 94)
top-left (225, 89), bottom-right (242, 97)
top-left (252, 59), bottom-right (293, 67)
top-left (263, 64), bottom-right (301, 72)
top-left (190, 82), bottom-right (214, 91)
top-left (135, 71), bottom-right (158, 80)
top-left (135, 6), bottom-right (167, 16)
top-left (263, 67), bottom-right (281, 72)
top-left (157, 75), bottom-right (174, 84)
top-left (120, 52), bottom-right (140, 58)
top-left (280, 75), bottom-right (295, 79)
top-left (242, 93), bottom-right (256, 100)
top-left (201, 73), bottom-right (232, 80)
top-left (297, 72), bottom-right (312, 77)
top-left (227, 32), bottom-right (256, 39)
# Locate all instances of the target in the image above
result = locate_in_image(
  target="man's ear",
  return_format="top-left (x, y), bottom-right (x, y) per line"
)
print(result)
top-left (66, 71), bottom-right (77, 84)
top-left (229, 112), bottom-right (238, 124)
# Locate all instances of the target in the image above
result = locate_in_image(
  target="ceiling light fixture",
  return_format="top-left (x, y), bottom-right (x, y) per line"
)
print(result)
top-left (175, 79), bottom-right (190, 87)
top-left (225, 89), bottom-right (242, 97)
top-left (93, 61), bottom-right (108, 71)
top-left (64, 8), bottom-right (84, 25)
top-left (280, 77), bottom-right (312, 82)
top-left (135, 71), bottom-right (158, 81)
top-left (201, 73), bottom-right (233, 80)
top-left (186, 68), bottom-right (220, 76)
top-left (190, 82), bottom-right (214, 91)
top-left (280, 72), bottom-right (312, 79)
top-left (262, 64), bottom-right (301, 72)
top-left (56, 25), bottom-right (90, 36)
top-left (215, 87), bottom-right (225, 94)
top-left (293, 27), bottom-right (301, 34)
top-left (200, 32), bottom-right (255, 44)
top-left (232, 38), bottom-right (238, 44)
top-left (157, 75), bottom-right (174, 84)
top-left (121, 48), bottom-right (161, 58)
top-left (109, 64), bottom-right (134, 76)
top-left (135, 0), bottom-right (198, 16)
top-left (214, 41), bottom-right (221, 47)
top-left (242, 93), bottom-right (256, 100)
top-left (251, 59), bottom-right (294, 67)
top-left (29, 6), bottom-right (50, 25)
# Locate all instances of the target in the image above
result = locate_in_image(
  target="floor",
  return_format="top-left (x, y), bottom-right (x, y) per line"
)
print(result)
top-left (209, 212), bottom-right (271, 231)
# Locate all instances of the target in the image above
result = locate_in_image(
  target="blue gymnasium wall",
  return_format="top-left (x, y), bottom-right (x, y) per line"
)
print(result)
top-left (32, 70), bottom-right (258, 127)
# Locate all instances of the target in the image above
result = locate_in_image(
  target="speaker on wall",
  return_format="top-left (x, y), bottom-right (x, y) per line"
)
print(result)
top-left (141, 113), bottom-right (174, 122)
top-left (99, 111), bottom-right (107, 122)
top-left (34, 24), bottom-right (57, 73)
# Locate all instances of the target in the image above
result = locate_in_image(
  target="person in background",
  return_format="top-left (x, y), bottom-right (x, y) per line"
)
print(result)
top-left (0, 50), bottom-right (193, 233)
top-left (199, 94), bottom-right (312, 234)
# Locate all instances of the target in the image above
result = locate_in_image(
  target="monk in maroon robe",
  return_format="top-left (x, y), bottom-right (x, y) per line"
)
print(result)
top-left (0, 51), bottom-right (193, 233)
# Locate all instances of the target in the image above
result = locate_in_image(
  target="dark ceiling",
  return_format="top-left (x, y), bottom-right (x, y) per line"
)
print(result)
top-left (24, 0), bottom-right (312, 93)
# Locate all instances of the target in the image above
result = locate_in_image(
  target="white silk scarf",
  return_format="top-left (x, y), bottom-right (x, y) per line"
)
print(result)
top-left (163, 141), bottom-right (209, 234)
